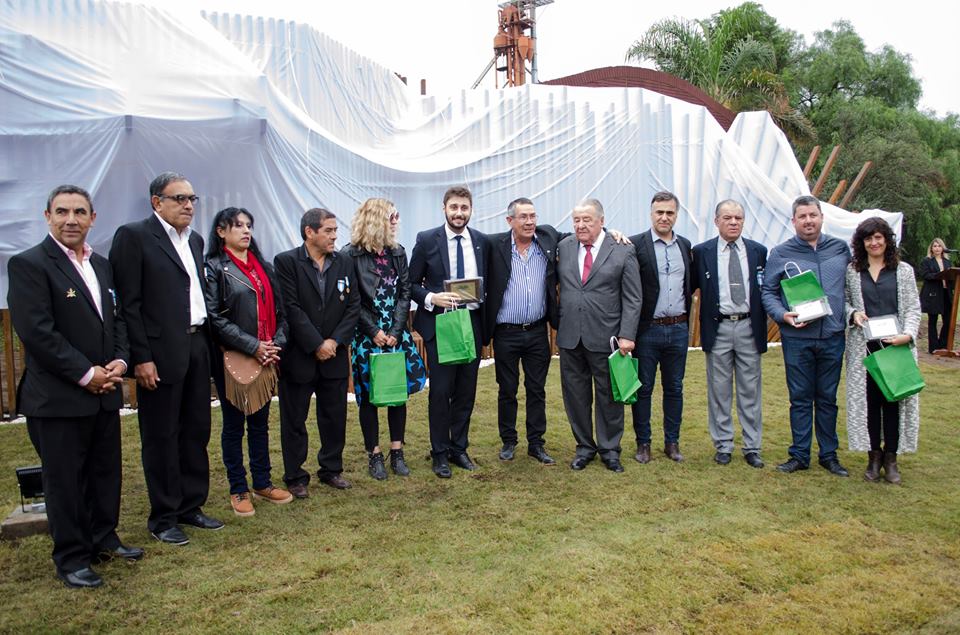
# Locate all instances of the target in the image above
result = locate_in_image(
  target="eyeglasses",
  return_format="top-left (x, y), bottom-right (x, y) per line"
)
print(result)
top-left (158, 194), bottom-right (199, 206)
top-left (389, 212), bottom-right (400, 222)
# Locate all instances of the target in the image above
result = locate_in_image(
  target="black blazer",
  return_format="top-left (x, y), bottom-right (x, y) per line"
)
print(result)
top-left (629, 229), bottom-right (693, 336)
top-left (691, 237), bottom-right (768, 354)
top-left (408, 225), bottom-right (488, 341)
top-left (482, 225), bottom-right (560, 345)
top-left (109, 214), bottom-right (209, 383)
top-left (342, 244), bottom-right (411, 341)
top-left (8, 236), bottom-right (128, 417)
top-left (274, 245), bottom-right (360, 382)
top-left (919, 256), bottom-right (953, 314)
top-left (204, 251), bottom-right (288, 357)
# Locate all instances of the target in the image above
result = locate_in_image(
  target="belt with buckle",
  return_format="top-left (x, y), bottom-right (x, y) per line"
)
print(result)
top-left (496, 318), bottom-right (546, 332)
top-left (187, 323), bottom-right (205, 334)
top-left (719, 313), bottom-right (750, 321)
top-left (651, 314), bottom-right (687, 326)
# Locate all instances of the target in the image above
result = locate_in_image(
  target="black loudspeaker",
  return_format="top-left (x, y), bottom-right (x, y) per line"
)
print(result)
top-left (15, 465), bottom-right (44, 512)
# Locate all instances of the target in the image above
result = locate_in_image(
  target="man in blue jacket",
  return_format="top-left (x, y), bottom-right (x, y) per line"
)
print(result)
top-left (761, 195), bottom-right (850, 476)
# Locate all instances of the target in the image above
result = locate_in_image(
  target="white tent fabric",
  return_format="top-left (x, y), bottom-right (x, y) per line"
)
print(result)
top-left (0, 0), bottom-right (901, 307)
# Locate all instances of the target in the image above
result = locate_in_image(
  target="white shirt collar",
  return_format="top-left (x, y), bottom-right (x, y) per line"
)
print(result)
top-left (580, 229), bottom-right (605, 251)
top-left (154, 211), bottom-right (191, 240)
top-left (444, 223), bottom-right (468, 243)
top-left (49, 234), bottom-right (93, 261)
top-left (719, 236), bottom-right (745, 251)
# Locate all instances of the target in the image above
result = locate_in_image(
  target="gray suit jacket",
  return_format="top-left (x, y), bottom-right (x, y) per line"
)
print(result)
top-left (556, 235), bottom-right (643, 353)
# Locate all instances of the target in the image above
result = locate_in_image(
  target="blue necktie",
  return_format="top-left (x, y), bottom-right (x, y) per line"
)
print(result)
top-left (455, 235), bottom-right (465, 279)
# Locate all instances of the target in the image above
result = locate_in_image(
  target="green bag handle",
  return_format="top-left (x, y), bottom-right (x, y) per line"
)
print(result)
top-left (783, 261), bottom-right (804, 278)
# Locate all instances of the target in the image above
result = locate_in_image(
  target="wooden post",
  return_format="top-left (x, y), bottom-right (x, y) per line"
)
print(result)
top-left (811, 145), bottom-right (841, 197)
top-left (839, 161), bottom-right (873, 210)
top-left (803, 145), bottom-right (821, 180)
top-left (2, 310), bottom-right (16, 419)
top-left (828, 179), bottom-right (848, 205)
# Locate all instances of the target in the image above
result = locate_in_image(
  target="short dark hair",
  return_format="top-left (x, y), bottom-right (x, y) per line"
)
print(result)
top-left (792, 195), bottom-right (821, 217)
top-left (206, 207), bottom-right (265, 262)
top-left (851, 216), bottom-right (899, 272)
top-left (507, 197), bottom-right (534, 217)
top-left (443, 186), bottom-right (472, 207)
top-left (300, 208), bottom-right (336, 240)
top-left (714, 199), bottom-right (744, 217)
top-left (46, 184), bottom-right (93, 213)
top-left (650, 191), bottom-right (679, 208)
top-left (149, 171), bottom-right (188, 198)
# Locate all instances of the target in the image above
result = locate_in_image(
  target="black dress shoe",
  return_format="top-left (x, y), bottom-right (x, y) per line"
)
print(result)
top-left (58, 567), bottom-right (103, 589)
top-left (819, 458), bottom-right (850, 477)
top-left (664, 442), bottom-right (684, 462)
top-left (499, 443), bottom-right (516, 461)
top-left (570, 456), bottom-right (592, 471)
top-left (179, 511), bottom-right (225, 530)
top-left (714, 452), bottom-right (732, 465)
top-left (527, 446), bottom-right (556, 465)
top-left (448, 452), bottom-right (477, 471)
top-left (288, 482), bottom-right (309, 499)
top-left (602, 458), bottom-right (625, 473)
top-left (319, 473), bottom-right (353, 489)
top-left (432, 456), bottom-right (452, 478)
top-left (776, 458), bottom-right (809, 473)
top-left (744, 452), bottom-right (765, 468)
top-left (635, 443), bottom-right (651, 464)
top-left (151, 526), bottom-right (190, 546)
top-left (93, 543), bottom-right (145, 564)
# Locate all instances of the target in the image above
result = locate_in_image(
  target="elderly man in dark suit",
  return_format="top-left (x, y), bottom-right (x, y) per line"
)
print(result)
top-left (274, 208), bottom-right (360, 496)
top-left (692, 200), bottom-right (768, 468)
top-left (630, 191), bottom-right (694, 464)
top-left (483, 197), bottom-right (560, 465)
top-left (408, 186), bottom-right (488, 478)
top-left (557, 199), bottom-right (642, 472)
top-left (110, 172), bottom-right (222, 546)
top-left (9, 185), bottom-right (143, 588)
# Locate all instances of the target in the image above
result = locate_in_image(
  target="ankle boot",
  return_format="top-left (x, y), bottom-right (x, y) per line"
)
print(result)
top-left (389, 448), bottom-right (410, 476)
top-left (368, 451), bottom-right (387, 480)
top-left (864, 450), bottom-right (883, 482)
top-left (883, 452), bottom-right (901, 484)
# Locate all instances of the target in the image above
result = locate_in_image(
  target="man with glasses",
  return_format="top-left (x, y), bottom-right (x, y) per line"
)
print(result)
top-left (629, 191), bottom-right (694, 464)
top-left (110, 172), bottom-right (222, 546)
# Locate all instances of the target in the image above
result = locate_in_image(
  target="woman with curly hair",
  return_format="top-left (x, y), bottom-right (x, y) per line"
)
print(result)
top-left (844, 217), bottom-right (921, 484)
top-left (344, 198), bottom-right (427, 479)
top-left (919, 238), bottom-right (953, 353)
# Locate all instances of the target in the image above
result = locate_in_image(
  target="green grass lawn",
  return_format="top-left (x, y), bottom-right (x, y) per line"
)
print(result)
top-left (0, 351), bottom-right (958, 634)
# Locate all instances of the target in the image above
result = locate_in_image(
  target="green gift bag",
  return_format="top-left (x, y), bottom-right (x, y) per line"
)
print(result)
top-left (779, 261), bottom-right (830, 322)
top-left (862, 345), bottom-right (925, 402)
top-left (608, 338), bottom-right (642, 404)
top-left (436, 308), bottom-right (477, 365)
top-left (369, 350), bottom-right (409, 407)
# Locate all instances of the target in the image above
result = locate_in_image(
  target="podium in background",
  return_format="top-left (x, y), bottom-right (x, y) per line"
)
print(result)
top-left (932, 267), bottom-right (960, 358)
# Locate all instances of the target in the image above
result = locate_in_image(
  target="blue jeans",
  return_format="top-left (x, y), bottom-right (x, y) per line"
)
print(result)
top-left (780, 334), bottom-right (845, 466)
top-left (214, 370), bottom-right (273, 494)
top-left (631, 322), bottom-right (688, 445)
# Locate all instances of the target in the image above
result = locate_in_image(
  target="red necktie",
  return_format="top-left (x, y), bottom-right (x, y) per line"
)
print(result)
top-left (582, 243), bottom-right (593, 284)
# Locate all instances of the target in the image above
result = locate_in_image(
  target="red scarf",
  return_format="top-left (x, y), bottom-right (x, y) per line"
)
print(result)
top-left (225, 249), bottom-right (277, 341)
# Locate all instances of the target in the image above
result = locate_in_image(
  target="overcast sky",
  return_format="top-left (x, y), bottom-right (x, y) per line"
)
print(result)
top-left (139, 0), bottom-right (957, 117)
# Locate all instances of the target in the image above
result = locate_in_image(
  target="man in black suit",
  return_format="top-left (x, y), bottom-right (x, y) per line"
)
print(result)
top-left (274, 208), bottom-right (360, 496)
top-left (483, 197), bottom-right (559, 465)
top-left (408, 186), bottom-right (488, 478)
top-left (692, 200), bottom-right (768, 468)
top-left (110, 172), bottom-right (222, 546)
top-left (630, 191), bottom-right (694, 464)
top-left (8, 185), bottom-right (143, 588)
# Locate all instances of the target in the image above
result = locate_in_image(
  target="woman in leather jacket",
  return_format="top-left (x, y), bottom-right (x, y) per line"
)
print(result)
top-left (205, 207), bottom-right (293, 515)
top-left (344, 198), bottom-right (427, 479)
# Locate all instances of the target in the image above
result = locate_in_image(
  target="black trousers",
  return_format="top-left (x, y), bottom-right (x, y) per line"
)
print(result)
top-left (927, 310), bottom-right (952, 352)
top-left (137, 330), bottom-right (212, 533)
top-left (27, 409), bottom-right (122, 574)
top-left (279, 372), bottom-right (347, 485)
top-left (492, 322), bottom-right (550, 447)
top-left (866, 371), bottom-right (900, 453)
top-left (358, 402), bottom-right (406, 452)
top-left (424, 309), bottom-right (482, 458)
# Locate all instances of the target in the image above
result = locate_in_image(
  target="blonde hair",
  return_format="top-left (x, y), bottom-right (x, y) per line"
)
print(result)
top-left (350, 198), bottom-right (397, 252)
top-left (928, 237), bottom-right (947, 258)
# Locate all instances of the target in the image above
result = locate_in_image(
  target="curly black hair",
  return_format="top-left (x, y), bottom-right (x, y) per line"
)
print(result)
top-left (850, 216), bottom-right (899, 272)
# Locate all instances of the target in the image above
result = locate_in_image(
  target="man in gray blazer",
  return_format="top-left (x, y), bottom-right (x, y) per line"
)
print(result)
top-left (557, 199), bottom-right (643, 472)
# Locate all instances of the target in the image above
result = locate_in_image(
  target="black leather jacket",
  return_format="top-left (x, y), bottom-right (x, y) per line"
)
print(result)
top-left (204, 251), bottom-right (288, 356)
top-left (343, 244), bottom-right (411, 340)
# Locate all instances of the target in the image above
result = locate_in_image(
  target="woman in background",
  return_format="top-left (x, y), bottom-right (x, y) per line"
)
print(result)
top-left (919, 238), bottom-right (953, 353)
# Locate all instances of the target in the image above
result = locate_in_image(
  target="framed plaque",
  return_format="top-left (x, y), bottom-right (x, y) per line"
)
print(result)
top-left (444, 277), bottom-right (483, 303)
top-left (863, 314), bottom-right (901, 341)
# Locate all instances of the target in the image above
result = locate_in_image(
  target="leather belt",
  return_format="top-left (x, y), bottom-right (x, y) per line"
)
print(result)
top-left (651, 314), bottom-right (687, 326)
top-left (187, 324), bottom-right (205, 334)
top-left (496, 318), bottom-right (546, 332)
top-left (719, 312), bottom-right (750, 321)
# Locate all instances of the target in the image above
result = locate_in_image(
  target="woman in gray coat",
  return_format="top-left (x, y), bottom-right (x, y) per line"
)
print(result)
top-left (844, 217), bottom-right (921, 484)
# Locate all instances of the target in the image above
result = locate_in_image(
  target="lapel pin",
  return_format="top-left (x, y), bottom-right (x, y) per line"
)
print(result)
top-left (66, 288), bottom-right (77, 298)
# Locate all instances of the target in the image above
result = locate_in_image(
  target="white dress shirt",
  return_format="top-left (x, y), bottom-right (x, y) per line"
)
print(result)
top-left (425, 224), bottom-right (480, 311)
top-left (154, 212), bottom-right (207, 326)
top-left (577, 229), bottom-right (605, 280)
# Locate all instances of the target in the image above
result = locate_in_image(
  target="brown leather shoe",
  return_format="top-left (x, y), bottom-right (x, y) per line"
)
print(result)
top-left (634, 443), bottom-right (651, 464)
top-left (230, 492), bottom-right (255, 517)
top-left (883, 452), bottom-right (901, 485)
top-left (253, 486), bottom-right (294, 504)
top-left (864, 451), bottom-right (882, 482)
top-left (664, 442), bottom-right (684, 462)
top-left (319, 473), bottom-right (352, 490)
